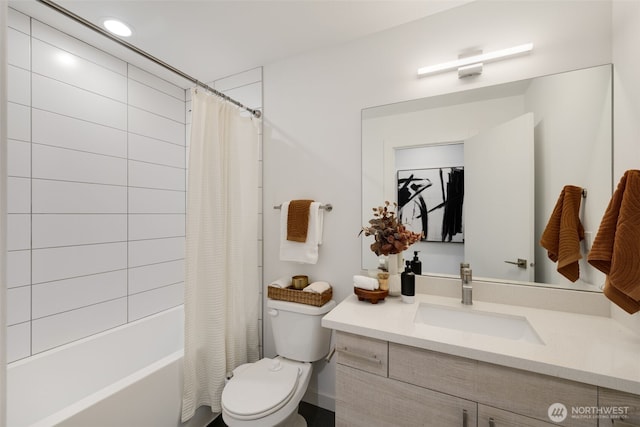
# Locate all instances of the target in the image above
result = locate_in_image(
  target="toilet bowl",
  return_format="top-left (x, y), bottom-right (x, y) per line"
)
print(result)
top-left (221, 298), bottom-right (336, 427)
top-left (221, 357), bottom-right (311, 427)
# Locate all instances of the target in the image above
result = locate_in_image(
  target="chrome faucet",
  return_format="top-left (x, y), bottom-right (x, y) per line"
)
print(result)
top-left (461, 267), bottom-right (473, 305)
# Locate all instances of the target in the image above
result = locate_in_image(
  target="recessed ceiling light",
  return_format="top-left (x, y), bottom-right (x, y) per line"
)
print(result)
top-left (103, 19), bottom-right (132, 37)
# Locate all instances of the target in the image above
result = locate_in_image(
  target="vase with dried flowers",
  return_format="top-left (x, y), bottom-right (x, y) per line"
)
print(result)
top-left (360, 201), bottom-right (422, 296)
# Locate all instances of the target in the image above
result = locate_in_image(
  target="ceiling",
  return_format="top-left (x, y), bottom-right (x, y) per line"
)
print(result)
top-left (9, 0), bottom-right (471, 87)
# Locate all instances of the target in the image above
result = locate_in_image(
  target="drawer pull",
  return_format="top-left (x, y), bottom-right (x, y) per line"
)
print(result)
top-left (462, 409), bottom-right (468, 427)
top-left (488, 417), bottom-right (496, 427)
top-left (337, 347), bottom-right (382, 364)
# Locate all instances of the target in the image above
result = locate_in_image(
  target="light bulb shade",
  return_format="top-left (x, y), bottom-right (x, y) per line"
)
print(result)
top-left (103, 19), bottom-right (132, 37)
top-left (418, 43), bottom-right (533, 77)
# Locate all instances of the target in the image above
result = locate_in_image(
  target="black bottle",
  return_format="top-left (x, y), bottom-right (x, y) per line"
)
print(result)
top-left (401, 261), bottom-right (415, 303)
top-left (410, 251), bottom-right (422, 275)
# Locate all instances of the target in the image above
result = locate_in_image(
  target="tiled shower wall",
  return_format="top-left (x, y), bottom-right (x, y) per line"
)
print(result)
top-left (6, 8), bottom-right (263, 364)
top-left (6, 8), bottom-right (188, 362)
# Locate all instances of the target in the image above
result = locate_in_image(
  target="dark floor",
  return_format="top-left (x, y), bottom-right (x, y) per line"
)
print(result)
top-left (207, 402), bottom-right (335, 427)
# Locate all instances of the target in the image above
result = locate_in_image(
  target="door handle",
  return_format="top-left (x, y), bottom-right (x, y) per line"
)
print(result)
top-left (504, 258), bottom-right (527, 268)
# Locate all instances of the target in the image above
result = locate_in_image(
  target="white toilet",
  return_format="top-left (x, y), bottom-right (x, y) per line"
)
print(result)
top-left (221, 298), bottom-right (336, 427)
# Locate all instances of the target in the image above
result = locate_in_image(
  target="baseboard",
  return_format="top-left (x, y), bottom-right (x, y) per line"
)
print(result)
top-left (302, 389), bottom-right (335, 413)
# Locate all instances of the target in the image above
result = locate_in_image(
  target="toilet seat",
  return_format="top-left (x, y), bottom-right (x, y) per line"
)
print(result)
top-left (221, 358), bottom-right (301, 420)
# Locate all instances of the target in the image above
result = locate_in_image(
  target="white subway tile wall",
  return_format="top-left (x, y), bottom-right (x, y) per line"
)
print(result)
top-left (6, 8), bottom-right (263, 362)
top-left (5, 8), bottom-right (183, 361)
top-left (7, 9), bottom-right (262, 361)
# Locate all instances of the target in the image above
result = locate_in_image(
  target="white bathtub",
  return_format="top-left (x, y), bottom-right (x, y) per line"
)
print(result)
top-left (7, 306), bottom-right (215, 427)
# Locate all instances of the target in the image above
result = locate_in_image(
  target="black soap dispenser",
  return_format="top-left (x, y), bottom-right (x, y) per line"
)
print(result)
top-left (401, 261), bottom-right (415, 304)
top-left (410, 251), bottom-right (422, 275)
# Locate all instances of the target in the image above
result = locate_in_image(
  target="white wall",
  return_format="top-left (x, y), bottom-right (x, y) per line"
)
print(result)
top-left (612, 1), bottom-right (640, 332)
top-left (1, 2), bottom-right (9, 426)
top-left (6, 9), bottom-right (186, 362)
top-left (263, 0), bottom-right (613, 410)
top-left (525, 65), bottom-right (611, 288)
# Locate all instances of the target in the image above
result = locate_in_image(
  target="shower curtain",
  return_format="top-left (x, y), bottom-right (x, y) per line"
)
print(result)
top-left (181, 89), bottom-right (260, 421)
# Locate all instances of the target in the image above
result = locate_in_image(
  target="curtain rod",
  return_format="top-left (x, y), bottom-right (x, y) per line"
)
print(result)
top-left (35, 0), bottom-right (262, 118)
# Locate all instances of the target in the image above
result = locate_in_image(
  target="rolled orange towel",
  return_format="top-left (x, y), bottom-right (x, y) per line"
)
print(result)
top-left (540, 185), bottom-right (585, 282)
top-left (588, 170), bottom-right (640, 314)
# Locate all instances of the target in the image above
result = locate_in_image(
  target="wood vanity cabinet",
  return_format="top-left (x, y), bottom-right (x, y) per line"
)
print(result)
top-left (335, 331), bottom-right (477, 427)
top-left (334, 331), bottom-right (628, 427)
top-left (599, 388), bottom-right (640, 426)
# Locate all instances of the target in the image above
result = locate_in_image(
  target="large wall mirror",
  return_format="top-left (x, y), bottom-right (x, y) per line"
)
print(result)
top-left (362, 64), bottom-right (612, 292)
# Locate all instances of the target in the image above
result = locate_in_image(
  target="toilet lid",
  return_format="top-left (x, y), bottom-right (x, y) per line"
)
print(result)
top-left (222, 358), bottom-right (300, 418)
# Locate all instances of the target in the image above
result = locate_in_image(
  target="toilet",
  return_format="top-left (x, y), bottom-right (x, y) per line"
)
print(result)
top-left (221, 298), bottom-right (336, 427)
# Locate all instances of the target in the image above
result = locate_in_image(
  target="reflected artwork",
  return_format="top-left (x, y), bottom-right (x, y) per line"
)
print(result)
top-left (397, 167), bottom-right (464, 243)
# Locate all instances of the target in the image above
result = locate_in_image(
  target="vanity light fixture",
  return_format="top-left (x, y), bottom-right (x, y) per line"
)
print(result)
top-left (417, 42), bottom-right (533, 78)
top-left (103, 19), bottom-right (133, 37)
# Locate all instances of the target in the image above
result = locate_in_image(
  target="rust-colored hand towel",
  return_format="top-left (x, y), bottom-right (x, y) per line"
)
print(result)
top-left (287, 199), bottom-right (314, 242)
top-left (540, 185), bottom-right (585, 282)
top-left (588, 170), bottom-right (640, 314)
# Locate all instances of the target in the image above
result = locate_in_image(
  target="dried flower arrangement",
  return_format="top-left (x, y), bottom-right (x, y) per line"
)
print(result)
top-left (360, 201), bottom-right (422, 256)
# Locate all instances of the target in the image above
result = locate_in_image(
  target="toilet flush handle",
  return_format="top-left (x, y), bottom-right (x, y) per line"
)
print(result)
top-left (268, 309), bottom-right (278, 317)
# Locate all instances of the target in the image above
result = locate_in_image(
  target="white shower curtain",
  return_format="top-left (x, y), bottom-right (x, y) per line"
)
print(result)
top-left (182, 89), bottom-right (260, 421)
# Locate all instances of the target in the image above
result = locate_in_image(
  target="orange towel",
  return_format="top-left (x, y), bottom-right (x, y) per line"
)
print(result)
top-left (286, 199), bottom-right (314, 242)
top-left (540, 185), bottom-right (585, 282)
top-left (588, 170), bottom-right (640, 314)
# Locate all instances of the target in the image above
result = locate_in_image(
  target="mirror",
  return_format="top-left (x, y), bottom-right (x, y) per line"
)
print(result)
top-left (362, 64), bottom-right (612, 291)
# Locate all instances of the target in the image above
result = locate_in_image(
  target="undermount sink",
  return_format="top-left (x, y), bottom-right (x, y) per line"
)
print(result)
top-left (414, 303), bottom-right (544, 345)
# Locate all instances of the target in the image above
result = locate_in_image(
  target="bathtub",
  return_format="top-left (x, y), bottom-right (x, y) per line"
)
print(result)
top-left (7, 306), bottom-right (215, 427)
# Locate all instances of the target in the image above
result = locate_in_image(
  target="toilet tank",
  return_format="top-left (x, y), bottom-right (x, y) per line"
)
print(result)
top-left (267, 299), bottom-right (336, 362)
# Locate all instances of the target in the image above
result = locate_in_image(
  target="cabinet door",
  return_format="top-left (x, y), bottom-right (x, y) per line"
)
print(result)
top-left (389, 343), bottom-right (597, 426)
top-left (336, 364), bottom-right (477, 427)
top-left (599, 388), bottom-right (640, 426)
top-left (479, 404), bottom-right (556, 427)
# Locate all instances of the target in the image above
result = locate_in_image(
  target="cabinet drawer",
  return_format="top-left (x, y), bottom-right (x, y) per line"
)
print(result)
top-left (336, 364), bottom-right (477, 427)
top-left (335, 331), bottom-right (388, 377)
top-left (599, 388), bottom-right (640, 425)
top-left (479, 404), bottom-right (556, 427)
top-left (389, 343), bottom-right (597, 426)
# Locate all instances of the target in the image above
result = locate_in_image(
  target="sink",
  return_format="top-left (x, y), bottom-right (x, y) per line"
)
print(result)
top-left (414, 303), bottom-right (544, 345)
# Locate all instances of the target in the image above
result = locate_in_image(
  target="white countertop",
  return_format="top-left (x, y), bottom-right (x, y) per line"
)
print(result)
top-left (322, 293), bottom-right (640, 395)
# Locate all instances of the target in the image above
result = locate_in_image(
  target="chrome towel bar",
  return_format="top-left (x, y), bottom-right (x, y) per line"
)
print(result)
top-left (274, 203), bottom-right (333, 212)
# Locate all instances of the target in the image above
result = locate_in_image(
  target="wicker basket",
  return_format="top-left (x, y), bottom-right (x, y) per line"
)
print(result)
top-left (267, 286), bottom-right (332, 307)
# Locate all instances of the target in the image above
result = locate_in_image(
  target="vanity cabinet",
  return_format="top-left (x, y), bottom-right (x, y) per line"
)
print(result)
top-left (389, 342), bottom-right (597, 427)
top-left (334, 331), bottom-right (610, 427)
top-left (477, 405), bottom-right (556, 426)
top-left (336, 364), bottom-right (477, 426)
top-left (599, 388), bottom-right (640, 426)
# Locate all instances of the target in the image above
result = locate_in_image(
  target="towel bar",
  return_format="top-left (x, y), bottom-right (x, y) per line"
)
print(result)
top-left (274, 203), bottom-right (333, 212)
